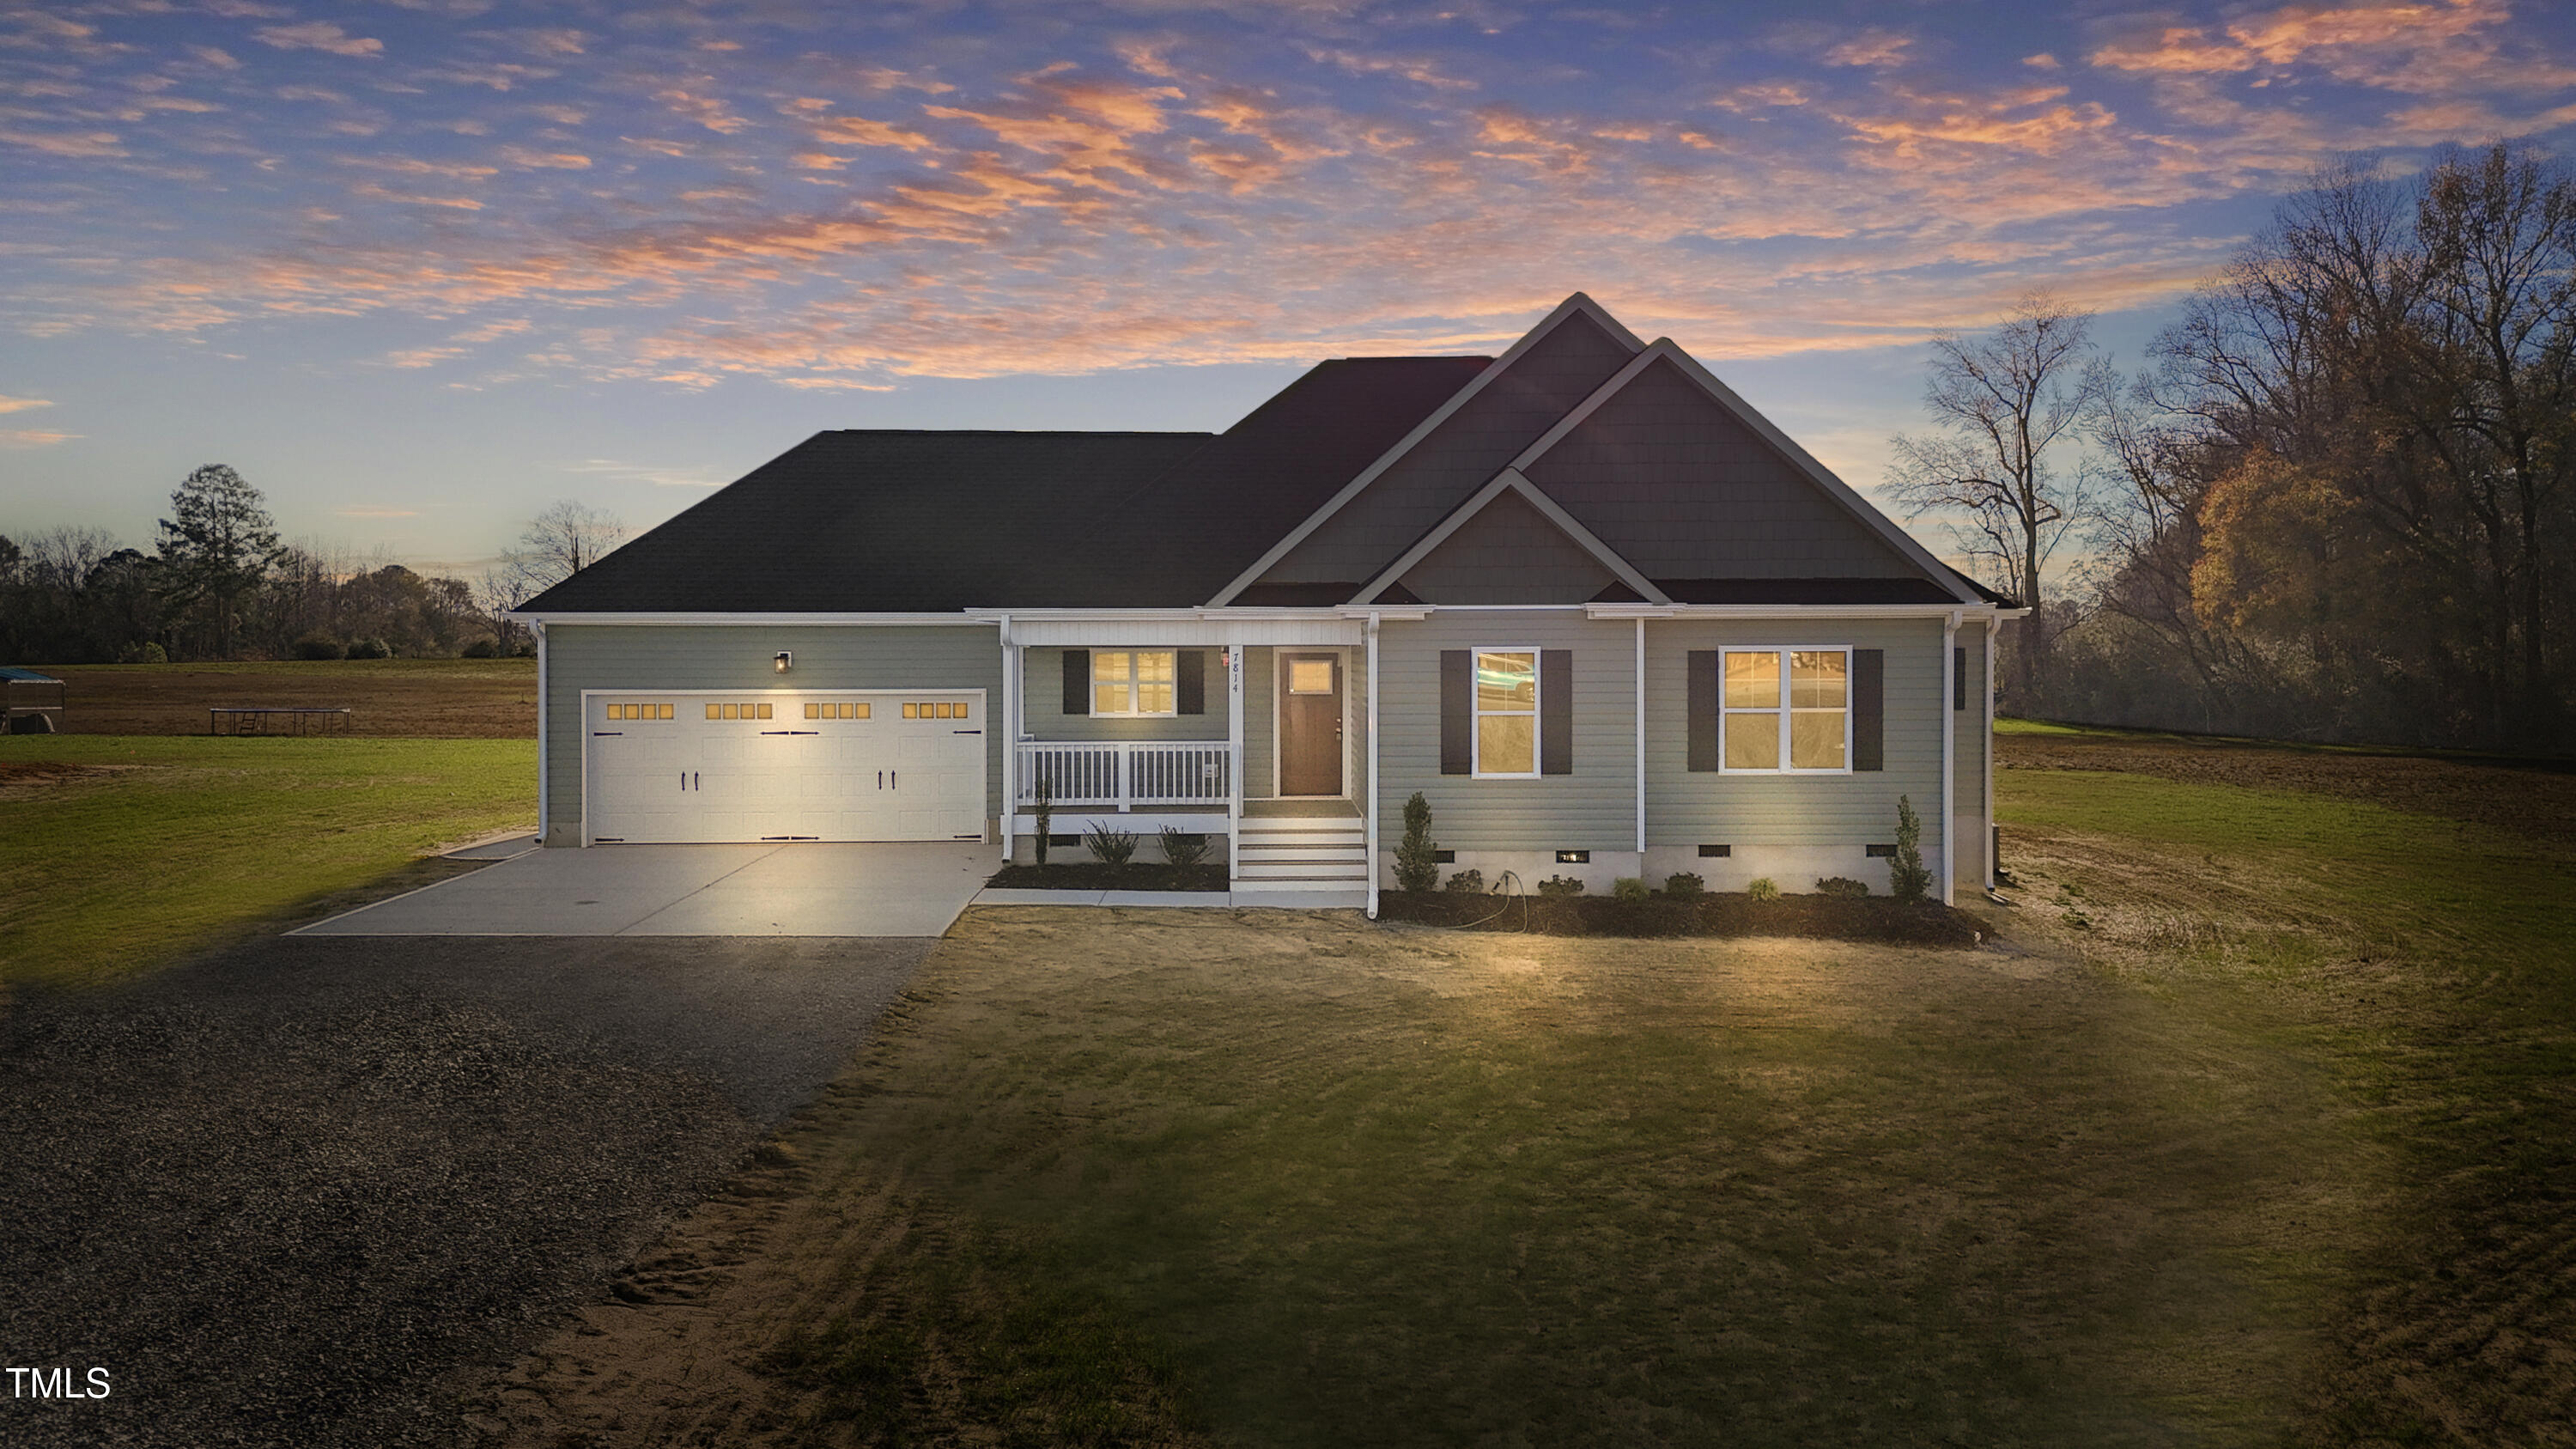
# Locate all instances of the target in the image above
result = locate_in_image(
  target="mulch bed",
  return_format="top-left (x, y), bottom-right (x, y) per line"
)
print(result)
top-left (987, 862), bottom-right (1230, 892)
top-left (1378, 890), bottom-right (1985, 944)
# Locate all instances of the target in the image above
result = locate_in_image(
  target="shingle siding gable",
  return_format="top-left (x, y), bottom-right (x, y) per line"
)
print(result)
top-left (1254, 309), bottom-right (1637, 587)
top-left (1522, 356), bottom-right (1922, 581)
top-left (1396, 487), bottom-right (1616, 604)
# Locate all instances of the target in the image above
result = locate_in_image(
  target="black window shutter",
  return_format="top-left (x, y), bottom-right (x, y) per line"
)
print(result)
top-left (1062, 649), bottom-right (1090, 716)
top-left (1177, 649), bottom-right (1205, 715)
top-left (1953, 645), bottom-right (1967, 710)
top-left (1853, 648), bottom-right (1885, 771)
top-left (1540, 649), bottom-right (1572, 775)
top-left (1440, 650), bottom-right (1471, 774)
top-left (1686, 650), bottom-right (1717, 771)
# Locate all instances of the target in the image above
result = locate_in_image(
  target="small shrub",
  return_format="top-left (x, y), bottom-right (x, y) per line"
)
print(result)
top-left (117, 641), bottom-right (167, 665)
top-left (1612, 876), bottom-right (1649, 902)
top-left (1889, 794), bottom-right (1933, 903)
top-left (1158, 827), bottom-right (1210, 868)
top-left (1814, 875), bottom-right (1870, 897)
top-left (346, 636), bottom-right (392, 660)
top-left (1083, 820), bottom-right (1137, 870)
top-left (291, 632), bottom-right (344, 661)
top-left (1031, 779), bottom-right (1053, 867)
top-left (1747, 877), bottom-right (1780, 901)
top-left (1443, 868), bottom-right (1485, 894)
top-left (1537, 875), bottom-right (1586, 898)
top-left (1662, 872), bottom-right (1704, 897)
top-left (460, 636), bottom-right (499, 659)
top-left (1393, 791), bottom-right (1442, 892)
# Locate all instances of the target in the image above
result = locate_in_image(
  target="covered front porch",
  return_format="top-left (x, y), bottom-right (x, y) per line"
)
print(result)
top-left (991, 612), bottom-right (1379, 897)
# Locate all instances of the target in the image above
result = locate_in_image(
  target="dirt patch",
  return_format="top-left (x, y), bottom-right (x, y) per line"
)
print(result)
top-left (1381, 887), bottom-right (1986, 944)
top-left (39, 660), bottom-right (536, 737)
top-left (0, 759), bottom-right (113, 788)
top-left (2002, 728), bottom-right (2576, 847)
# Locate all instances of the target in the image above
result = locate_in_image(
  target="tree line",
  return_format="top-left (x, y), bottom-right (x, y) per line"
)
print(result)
top-left (1891, 143), bottom-right (2573, 754)
top-left (1, 465), bottom-right (628, 666)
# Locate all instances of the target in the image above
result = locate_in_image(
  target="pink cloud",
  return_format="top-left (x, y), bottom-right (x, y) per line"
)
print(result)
top-left (808, 114), bottom-right (936, 150)
top-left (254, 21), bottom-right (384, 58)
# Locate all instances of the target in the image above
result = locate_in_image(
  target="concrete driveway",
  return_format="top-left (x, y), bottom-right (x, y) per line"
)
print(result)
top-left (293, 841), bottom-right (998, 937)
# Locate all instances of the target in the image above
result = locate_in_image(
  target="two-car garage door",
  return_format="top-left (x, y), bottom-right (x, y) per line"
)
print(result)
top-left (584, 691), bottom-right (983, 843)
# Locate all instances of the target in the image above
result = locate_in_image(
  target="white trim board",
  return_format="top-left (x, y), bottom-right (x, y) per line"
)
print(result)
top-left (1349, 468), bottom-right (1669, 606)
top-left (1205, 292), bottom-right (1645, 607)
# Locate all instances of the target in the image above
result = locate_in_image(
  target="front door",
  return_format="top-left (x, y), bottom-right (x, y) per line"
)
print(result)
top-left (1279, 653), bottom-right (1343, 796)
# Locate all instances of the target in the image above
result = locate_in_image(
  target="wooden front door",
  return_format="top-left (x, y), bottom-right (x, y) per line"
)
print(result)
top-left (1279, 653), bottom-right (1343, 796)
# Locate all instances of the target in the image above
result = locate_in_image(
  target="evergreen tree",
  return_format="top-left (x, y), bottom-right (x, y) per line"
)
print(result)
top-left (155, 464), bottom-right (282, 659)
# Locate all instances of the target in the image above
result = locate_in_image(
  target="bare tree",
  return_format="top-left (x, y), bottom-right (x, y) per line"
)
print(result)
top-left (497, 501), bottom-right (627, 600)
top-left (1885, 295), bottom-right (2110, 691)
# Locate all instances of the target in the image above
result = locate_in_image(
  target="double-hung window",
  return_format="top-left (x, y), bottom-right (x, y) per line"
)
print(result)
top-left (1473, 648), bottom-right (1538, 776)
top-left (1093, 649), bottom-right (1176, 716)
top-left (1722, 648), bottom-right (1850, 771)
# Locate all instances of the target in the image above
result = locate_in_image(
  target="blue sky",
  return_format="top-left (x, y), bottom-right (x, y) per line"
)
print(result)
top-left (5, 0), bottom-right (2573, 575)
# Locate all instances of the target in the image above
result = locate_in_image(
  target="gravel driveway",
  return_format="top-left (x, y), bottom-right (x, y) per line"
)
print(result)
top-left (0, 933), bottom-right (933, 1448)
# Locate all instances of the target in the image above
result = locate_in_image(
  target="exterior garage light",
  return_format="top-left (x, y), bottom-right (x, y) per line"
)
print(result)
top-left (774, 650), bottom-right (793, 673)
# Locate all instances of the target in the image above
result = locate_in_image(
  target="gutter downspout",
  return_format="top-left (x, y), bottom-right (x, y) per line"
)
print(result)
top-left (997, 615), bottom-right (1013, 854)
top-left (534, 619), bottom-right (550, 847)
top-left (1941, 610), bottom-right (1959, 907)
top-left (1365, 612), bottom-right (1382, 920)
top-left (1984, 616), bottom-right (1996, 890)
top-left (1633, 617), bottom-right (1645, 858)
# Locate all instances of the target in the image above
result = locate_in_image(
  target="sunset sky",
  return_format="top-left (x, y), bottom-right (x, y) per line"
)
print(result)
top-left (6, 0), bottom-right (2573, 577)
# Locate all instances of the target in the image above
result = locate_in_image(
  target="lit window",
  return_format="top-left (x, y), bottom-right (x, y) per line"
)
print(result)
top-left (1473, 649), bottom-right (1537, 776)
top-left (707, 703), bottom-right (721, 720)
top-left (1093, 651), bottom-right (1176, 716)
top-left (1722, 648), bottom-right (1850, 772)
top-left (756, 703), bottom-right (773, 719)
top-left (1288, 658), bottom-right (1334, 694)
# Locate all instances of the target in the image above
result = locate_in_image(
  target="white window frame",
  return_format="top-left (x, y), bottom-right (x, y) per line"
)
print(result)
top-left (1717, 645), bottom-right (1854, 775)
top-left (1470, 645), bottom-right (1542, 780)
top-left (1091, 648), bottom-right (1178, 718)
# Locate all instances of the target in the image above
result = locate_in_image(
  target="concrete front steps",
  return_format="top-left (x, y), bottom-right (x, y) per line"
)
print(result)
top-left (1231, 815), bottom-right (1369, 903)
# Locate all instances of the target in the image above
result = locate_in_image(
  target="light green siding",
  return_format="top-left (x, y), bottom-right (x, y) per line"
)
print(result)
top-left (1375, 611), bottom-right (1638, 850)
top-left (1018, 646), bottom-right (1230, 743)
top-left (542, 623), bottom-right (1002, 838)
top-left (1643, 617), bottom-right (1947, 849)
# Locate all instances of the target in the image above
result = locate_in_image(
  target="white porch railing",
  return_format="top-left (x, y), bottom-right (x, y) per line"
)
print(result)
top-left (1016, 741), bottom-right (1231, 809)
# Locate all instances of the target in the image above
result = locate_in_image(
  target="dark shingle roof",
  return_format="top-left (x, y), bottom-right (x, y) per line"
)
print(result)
top-left (520, 355), bottom-right (1492, 614)
top-left (520, 432), bottom-right (1215, 613)
top-left (1054, 355), bottom-right (1495, 606)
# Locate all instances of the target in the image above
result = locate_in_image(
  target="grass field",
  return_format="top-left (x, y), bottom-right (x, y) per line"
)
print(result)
top-left (0, 735), bottom-right (536, 988)
top-left (483, 725), bottom-right (2576, 1447)
top-left (37, 657), bottom-right (537, 737)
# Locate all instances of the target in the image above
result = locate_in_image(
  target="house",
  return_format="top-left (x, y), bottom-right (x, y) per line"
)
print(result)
top-left (513, 294), bottom-right (2020, 912)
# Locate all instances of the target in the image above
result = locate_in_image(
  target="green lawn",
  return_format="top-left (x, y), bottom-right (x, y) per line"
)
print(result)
top-left (534, 731), bottom-right (2573, 1447)
top-left (0, 735), bottom-right (535, 988)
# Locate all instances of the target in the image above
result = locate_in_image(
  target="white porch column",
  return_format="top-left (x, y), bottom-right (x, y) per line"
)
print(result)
top-left (1941, 610), bottom-right (1958, 906)
top-left (1633, 616), bottom-right (1645, 855)
top-left (1365, 613), bottom-right (1382, 918)
top-left (996, 616), bottom-right (1013, 850)
top-left (1226, 633), bottom-right (1243, 882)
